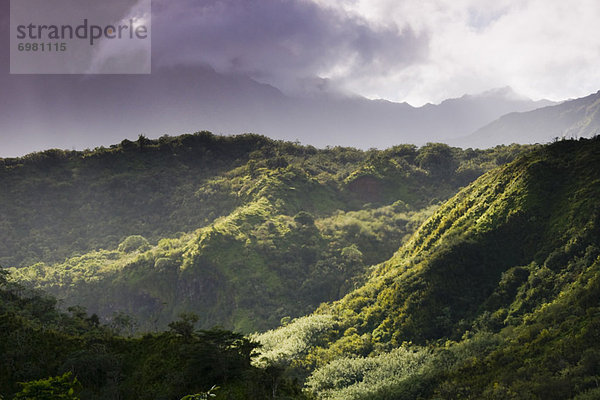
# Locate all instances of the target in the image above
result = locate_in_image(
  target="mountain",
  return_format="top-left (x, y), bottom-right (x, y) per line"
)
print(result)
top-left (2, 133), bottom-right (532, 332)
top-left (455, 90), bottom-right (600, 148)
top-left (256, 136), bottom-right (600, 399)
top-left (278, 86), bottom-right (553, 149)
top-left (0, 12), bottom-right (553, 155)
top-left (0, 51), bottom-right (551, 156)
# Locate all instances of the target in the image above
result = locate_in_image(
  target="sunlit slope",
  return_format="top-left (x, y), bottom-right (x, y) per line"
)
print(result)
top-left (257, 137), bottom-right (600, 398)
top-left (6, 134), bottom-right (527, 332)
top-left (327, 137), bottom-right (600, 346)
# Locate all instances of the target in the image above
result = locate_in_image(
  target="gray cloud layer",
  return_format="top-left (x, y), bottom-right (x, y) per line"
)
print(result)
top-left (3, 0), bottom-right (598, 103)
top-left (151, 0), bottom-right (428, 94)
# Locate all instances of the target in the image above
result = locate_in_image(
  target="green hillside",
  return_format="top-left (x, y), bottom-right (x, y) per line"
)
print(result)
top-left (4, 133), bottom-right (527, 332)
top-left (256, 136), bottom-right (600, 399)
top-left (2, 135), bottom-right (600, 399)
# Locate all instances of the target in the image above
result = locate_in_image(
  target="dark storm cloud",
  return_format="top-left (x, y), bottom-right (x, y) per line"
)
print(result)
top-left (0, 0), bottom-right (427, 91)
top-left (151, 0), bottom-right (428, 92)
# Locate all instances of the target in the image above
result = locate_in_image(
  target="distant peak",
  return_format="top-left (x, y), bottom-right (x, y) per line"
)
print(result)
top-left (476, 86), bottom-right (527, 100)
top-left (434, 86), bottom-right (530, 107)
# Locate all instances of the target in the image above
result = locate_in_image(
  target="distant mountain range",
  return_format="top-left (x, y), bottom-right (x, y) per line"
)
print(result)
top-left (454, 90), bottom-right (600, 148)
top-left (4, 55), bottom-right (600, 154)
top-left (0, 62), bottom-right (553, 156)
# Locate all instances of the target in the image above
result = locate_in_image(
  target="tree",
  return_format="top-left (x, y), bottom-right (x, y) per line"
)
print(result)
top-left (294, 211), bottom-right (315, 226)
top-left (415, 143), bottom-right (457, 178)
top-left (13, 372), bottom-right (81, 400)
top-left (180, 385), bottom-right (219, 400)
top-left (168, 313), bottom-right (200, 338)
top-left (118, 235), bottom-right (150, 253)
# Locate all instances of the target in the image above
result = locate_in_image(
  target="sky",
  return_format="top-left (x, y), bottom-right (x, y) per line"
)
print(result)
top-left (1, 0), bottom-right (600, 156)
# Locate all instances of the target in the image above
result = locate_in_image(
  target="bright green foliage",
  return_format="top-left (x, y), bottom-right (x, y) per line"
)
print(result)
top-left (305, 347), bottom-right (432, 399)
top-left (13, 373), bottom-right (81, 400)
top-left (253, 137), bottom-right (600, 399)
top-left (5, 134), bottom-right (526, 333)
top-left (252, 314), bottom-right (337, 367)
top-left (118, 235), bottom-right (150, 253)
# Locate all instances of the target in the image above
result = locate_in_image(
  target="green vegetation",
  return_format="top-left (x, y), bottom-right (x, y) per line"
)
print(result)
top-left (254, 136), bottom-right (600, 399)
top-left (3, 133), bottom-right (527, 332)
top-left (5, 132), bottom-right (599, 398)
top-left (12, 373), bottom-right (81, 400)
top-left (0, 269), bottom-right (305, 400)
top-left (1, 133), bottom-right (524, 268)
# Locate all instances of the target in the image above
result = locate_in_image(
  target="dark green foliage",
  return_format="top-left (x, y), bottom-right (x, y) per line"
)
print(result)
top-left (0, 273), bottom-right (305, 400)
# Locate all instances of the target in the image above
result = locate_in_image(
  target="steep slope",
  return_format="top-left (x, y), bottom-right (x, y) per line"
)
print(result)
top-left (456, 90), bottom-right (600, 148)
top-left (337, 136), bottom-right (599, 345)
top-left (256, 136), bottom-right (600, 399)
top-left (4, 134), bottom-right (531, 332)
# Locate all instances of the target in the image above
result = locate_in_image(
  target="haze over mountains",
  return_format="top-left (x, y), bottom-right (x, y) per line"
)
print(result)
top-left (3, 0), bottom-right (600, 158)
top-left (1, 63), bottom-right (554, 157)
top-left (454, 89), bottom-right (600, 148)
top-left (6, 3), bottom-right (600, 157)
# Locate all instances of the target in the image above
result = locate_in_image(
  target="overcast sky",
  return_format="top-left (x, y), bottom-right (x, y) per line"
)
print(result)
top-left (148, 0), bottom-right (600, 105)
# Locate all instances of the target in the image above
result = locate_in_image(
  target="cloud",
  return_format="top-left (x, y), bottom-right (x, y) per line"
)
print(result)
top-left (150, 0), bottom-right (600, 105)
top-left (309, 0), bottom-right (600, 104)
top-left (2, 0), bottom-right (599, 105)
top-left (150, 0), bottom-right (428, 95)
top-left (87, 0), bottom-right (152, 73)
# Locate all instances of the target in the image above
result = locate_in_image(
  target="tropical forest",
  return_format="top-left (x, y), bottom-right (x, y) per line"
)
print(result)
top-left (1, 132), bottom-right (599, 399)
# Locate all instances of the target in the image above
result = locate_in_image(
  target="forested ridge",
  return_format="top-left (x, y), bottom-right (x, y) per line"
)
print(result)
top-left (2, 133), bottom-right (599, 399)
top-left (256, 136), bottom-right (600, 399)
top-left (3, 132), bottom-right (528, 332)
top-left (0, 132), bottom-right (529, 268)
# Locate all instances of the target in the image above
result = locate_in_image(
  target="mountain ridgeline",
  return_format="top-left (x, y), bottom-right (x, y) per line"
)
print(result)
top-left (2, 132), bottom-right (530, 333)
top-left (455, 89), bottom-right (600, 148)
top-left (0, 59), bottom-right (552, 156)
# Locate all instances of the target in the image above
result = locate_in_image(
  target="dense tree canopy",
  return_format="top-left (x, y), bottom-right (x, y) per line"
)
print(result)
top-left (4, 133), bottom-right (598, 399)
top-left (4, 133), bottom-right (530, 332)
